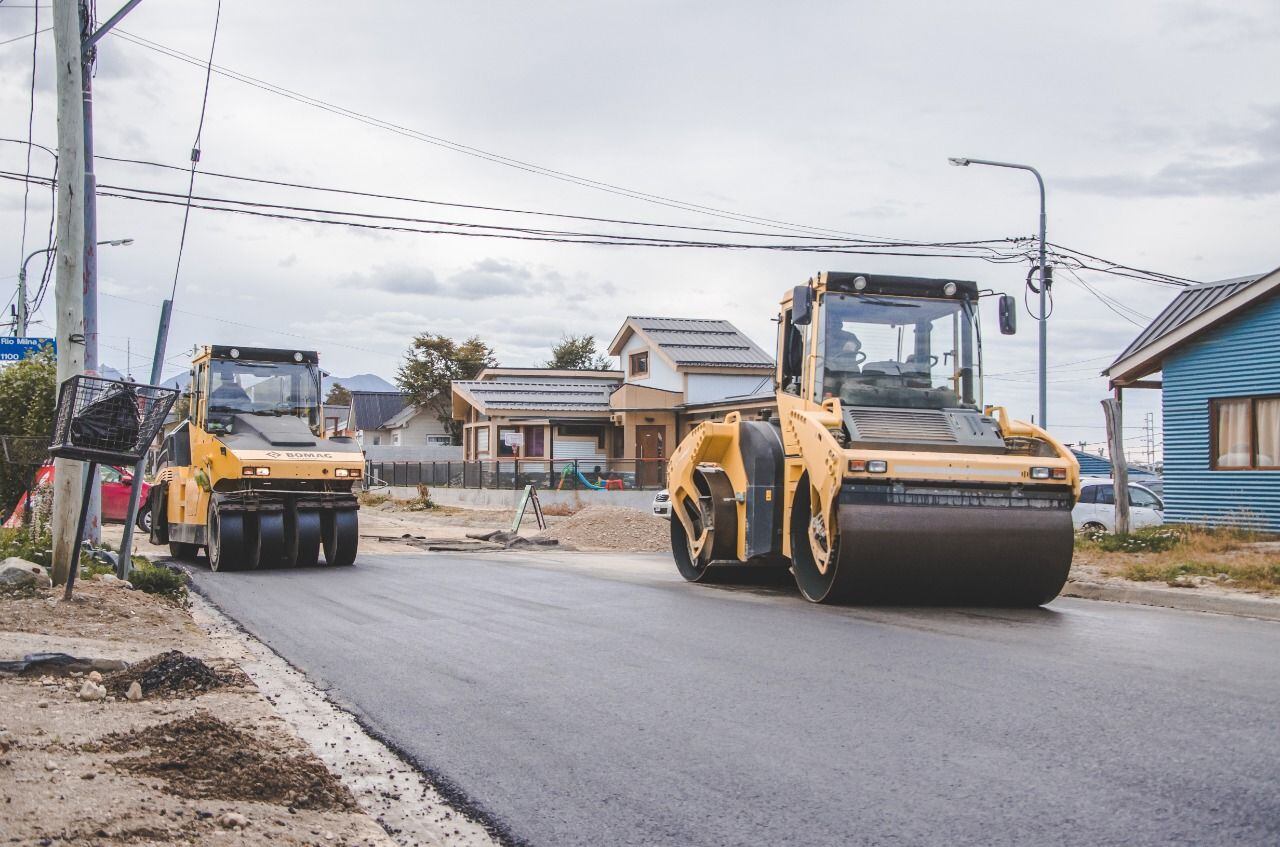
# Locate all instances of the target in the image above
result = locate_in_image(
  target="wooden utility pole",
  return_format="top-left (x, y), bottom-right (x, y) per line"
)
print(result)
top-left (50, 0), bottom-right (87, 586)
top-left (1102, 392), bottom-right (1131, 535)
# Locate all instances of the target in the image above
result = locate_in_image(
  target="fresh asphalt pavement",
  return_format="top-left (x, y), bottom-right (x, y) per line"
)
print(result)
top-left (183, 551), bottom-right (1280, 847)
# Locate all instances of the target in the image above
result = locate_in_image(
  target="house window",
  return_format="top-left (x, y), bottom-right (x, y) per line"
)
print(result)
top-left (496, 426), bottom-right (545, 457)
top-left (629, 350), bottom-right (649, 378)
top-left (556, 424), bottom-right (607, 449)
top-left (476, 428), bottom-right (490, 455)
top-left (426, 435), bottom-right (451, 446)
top-left (1211, 396), bottom-right (1280, 469)
top-left (392, 432), bottom-right (401, 446)
top-left (372, 435), bottom-right (380, 446)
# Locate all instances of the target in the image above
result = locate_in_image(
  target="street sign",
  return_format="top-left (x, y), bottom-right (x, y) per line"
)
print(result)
top-left (0, 337), bottom-right (55, 362)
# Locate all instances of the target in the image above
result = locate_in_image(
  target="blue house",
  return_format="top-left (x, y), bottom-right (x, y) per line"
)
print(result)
top-left (1104, 268), bottom-right (1280, 530)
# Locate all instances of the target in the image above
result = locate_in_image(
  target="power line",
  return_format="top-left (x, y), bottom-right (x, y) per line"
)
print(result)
top-left (105, 26), bottom-right (965, 245)
top-left (93, 152), bottom-right (1026, 251)
top-left (16, 1), bottom-right (38, 266)
top-left (168, 0), bottom-right (222, 302)
top-left (0, 25), bottom-right (49, 47)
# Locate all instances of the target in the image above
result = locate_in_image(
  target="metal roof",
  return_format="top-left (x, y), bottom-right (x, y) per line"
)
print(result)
top-left (627, 317), bottom-right (773, 368)
top-left (452, 380), bottom-right (619, 412)
top-left (349, 391), bottom-right (410, 430)
top-left (1111, 275), bottom-right (1264, 367)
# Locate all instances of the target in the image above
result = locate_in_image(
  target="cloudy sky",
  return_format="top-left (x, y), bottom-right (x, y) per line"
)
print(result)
top-left (2, 0), bottom-right (1278, 458)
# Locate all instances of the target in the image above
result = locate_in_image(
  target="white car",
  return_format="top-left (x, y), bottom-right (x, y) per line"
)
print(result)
top-left (1073, 477), bottom-right (1164, 533)
top-left (652, 489), bottom-right (671, 519)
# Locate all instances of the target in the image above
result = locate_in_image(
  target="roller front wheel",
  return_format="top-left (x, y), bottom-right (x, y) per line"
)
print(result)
top-left (206, 503), bottom-right (245, 572)
top-left (321, 509), bottom-right (358, 566)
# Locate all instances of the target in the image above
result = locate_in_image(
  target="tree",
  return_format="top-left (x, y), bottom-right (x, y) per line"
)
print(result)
top-left (325, 382), bottom-right (352, 406)
top-left (396, 334), bottom-right (497, 442)
top-left (546, 334), bottom-right (612, 370)
top-left (0, 349), bottom-right (57, 517)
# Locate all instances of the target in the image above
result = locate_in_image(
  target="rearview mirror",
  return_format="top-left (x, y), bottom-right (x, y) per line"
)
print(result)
top-left (792, 286), bottom-right (813, 326)
top-left (999, 294), bottom-right (1017, 335)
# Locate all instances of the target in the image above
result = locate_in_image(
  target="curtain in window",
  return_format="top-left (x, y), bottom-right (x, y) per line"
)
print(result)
top-left (1215, 399), bottom-right (1252, 467)
top-left (1255, 398), bottom-right (1280, 467)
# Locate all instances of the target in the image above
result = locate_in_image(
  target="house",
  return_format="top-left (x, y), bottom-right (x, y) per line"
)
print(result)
top-left (450, 318), bottom-right (775, 487)
top-left (1103, 266), bottom-right (1280, 529)
top-left (348, 390), bottom-right (460, 461)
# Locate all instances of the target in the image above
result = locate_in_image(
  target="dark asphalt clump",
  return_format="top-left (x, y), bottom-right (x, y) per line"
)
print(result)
top-left (105, 650), bottom-right (235, 697)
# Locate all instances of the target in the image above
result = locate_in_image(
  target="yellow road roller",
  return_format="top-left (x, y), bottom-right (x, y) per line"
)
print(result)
top-left (148, 345), bottom-right (363, 570)
top-left (667, 272), bottom-right (1079, 605)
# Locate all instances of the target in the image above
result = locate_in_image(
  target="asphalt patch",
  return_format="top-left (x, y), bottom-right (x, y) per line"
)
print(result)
top-left (104, 650), bottom-right (242, 698)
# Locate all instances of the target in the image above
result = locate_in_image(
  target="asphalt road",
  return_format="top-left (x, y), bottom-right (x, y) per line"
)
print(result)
top-left (185, 552), bottom-right (1280, 847)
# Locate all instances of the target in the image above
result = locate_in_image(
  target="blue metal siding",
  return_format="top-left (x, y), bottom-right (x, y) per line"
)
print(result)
top-left (1163, 292), bottom-right (1280, 530)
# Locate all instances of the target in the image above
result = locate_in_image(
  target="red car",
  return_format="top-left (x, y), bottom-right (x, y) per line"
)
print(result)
top-left (3, 464), bottom-right (153, 530)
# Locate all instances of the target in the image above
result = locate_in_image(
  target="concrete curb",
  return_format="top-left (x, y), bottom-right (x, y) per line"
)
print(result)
top-left (1064, 579), bottom-right (1280, 622)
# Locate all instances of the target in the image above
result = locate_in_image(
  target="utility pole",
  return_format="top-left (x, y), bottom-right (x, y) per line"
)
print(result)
top-left (50, 0), bottom-right (87, 586)
top-left (1102, 393), bottom-right (1130, 535)
top-left (79, 0), bottom-right (103, 544)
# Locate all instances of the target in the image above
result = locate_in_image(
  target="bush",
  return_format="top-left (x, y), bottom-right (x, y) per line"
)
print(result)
top-left (358, 490), bottom-right (390, 507)
top-left (128, 561), bottom-right (190, 606)
top-left (406, 484), bottom-right (436, 511)
top-left (0, 526), bottom-right (52, 567)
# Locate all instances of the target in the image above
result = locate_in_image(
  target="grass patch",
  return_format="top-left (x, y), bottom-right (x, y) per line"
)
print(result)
top-left (1120, 559), bottom-right (1280, 592)
top-left (357, 490), bottom-right (391, 507)
top-left (128, 560), bottom-right (190, 607)
top-left (0, 526), bottom-right (51, 567)
top-left (1077, 524), bottom-right (1280, 594)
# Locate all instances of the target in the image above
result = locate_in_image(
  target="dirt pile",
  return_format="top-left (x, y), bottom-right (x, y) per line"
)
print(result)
top-left (105, 650), bottom-right (238, 698)
top-left (90, 710), bottom-right (358, 812)
top-left (540, 505), bottom-right (670, 552)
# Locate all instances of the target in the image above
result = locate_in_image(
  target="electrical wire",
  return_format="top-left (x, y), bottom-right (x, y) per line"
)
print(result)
top-left (106, 27), bottom-right (955, 245)
top-left (16, 1), bottom-right (37, 269)
top-left (167, 0), bottom-right (222, 302)
top-left (93, 152), bottom-right (1027, 251)
top-left (0, 25), bottom-right (48, 47)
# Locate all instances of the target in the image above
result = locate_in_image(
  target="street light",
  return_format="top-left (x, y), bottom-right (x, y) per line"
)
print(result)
top-left (14, 238), bottom-right (133, 337)
top-left (948, 157), bottom-right (1050, 428)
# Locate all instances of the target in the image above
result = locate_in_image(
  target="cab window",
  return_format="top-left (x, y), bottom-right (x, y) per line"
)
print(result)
top-left (1094, 485), bottom-right (1115, 505)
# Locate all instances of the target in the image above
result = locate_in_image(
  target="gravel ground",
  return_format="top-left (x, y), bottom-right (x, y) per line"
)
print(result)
top-left (538, 505), bottom-right (669, 552)
top-left (0, 581), bottom-right (398, 846)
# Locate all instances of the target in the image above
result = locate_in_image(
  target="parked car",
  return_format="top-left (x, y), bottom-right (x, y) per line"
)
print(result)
top-left (2, 464), bottom-right (152, 531)
top-left (1073, 477), bottom-right (1164, 533)
top-left (652, 489), bottom-right (671, 519)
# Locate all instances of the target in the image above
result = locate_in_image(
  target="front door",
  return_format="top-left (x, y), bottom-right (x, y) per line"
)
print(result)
top-left (636, 425), bottom-right (665, 488)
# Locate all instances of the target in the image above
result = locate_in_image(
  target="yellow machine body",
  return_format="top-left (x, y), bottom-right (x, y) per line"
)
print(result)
top-left (150, 345), bottom-right (363, 571)
top-left (667, 272), bottom-right (1080, 605)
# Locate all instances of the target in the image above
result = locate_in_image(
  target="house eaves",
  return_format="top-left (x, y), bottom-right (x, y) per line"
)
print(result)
top-left (1104, 266), bottom-right (1280, 387)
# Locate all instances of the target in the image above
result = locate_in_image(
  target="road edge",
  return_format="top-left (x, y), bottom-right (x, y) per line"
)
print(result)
top-left (186, 588), bottom-right (508, 847)
top-left (1064, 579), bottom-right (1280, 622)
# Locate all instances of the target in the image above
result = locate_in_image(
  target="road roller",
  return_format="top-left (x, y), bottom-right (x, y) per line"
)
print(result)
top-left (667, 272), bottom-right (1080, 605)
top-left (147, 345), bottom-right (363, 570)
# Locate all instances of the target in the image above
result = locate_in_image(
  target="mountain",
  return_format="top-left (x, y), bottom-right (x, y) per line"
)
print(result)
top-left (105, 366), bottom-right (396, 395)
top-left (323, 373), bottom-right (396, 394)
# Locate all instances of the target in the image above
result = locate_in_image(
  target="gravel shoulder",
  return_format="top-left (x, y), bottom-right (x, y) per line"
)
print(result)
top-left (0, 578), bottom-right (484, 846)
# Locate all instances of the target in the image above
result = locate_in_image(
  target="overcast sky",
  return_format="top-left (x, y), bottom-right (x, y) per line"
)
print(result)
top-left (2, 0), bottom-right (1278, 457)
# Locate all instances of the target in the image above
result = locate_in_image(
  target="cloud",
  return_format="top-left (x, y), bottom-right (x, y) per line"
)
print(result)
top-left (354, 265), bottom-right (441, 295)
top-left (1061, 104), bottom-right (1280, 198)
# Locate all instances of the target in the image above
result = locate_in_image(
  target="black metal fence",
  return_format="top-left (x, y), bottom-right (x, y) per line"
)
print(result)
top-left (365, 458), bottom-right (668, 491)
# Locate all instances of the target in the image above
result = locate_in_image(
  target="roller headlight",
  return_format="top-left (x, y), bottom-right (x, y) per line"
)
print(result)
top-left (242, 466), bottom-right (271, 477)
top-left (1030, 466), bottom-right (1051, 479)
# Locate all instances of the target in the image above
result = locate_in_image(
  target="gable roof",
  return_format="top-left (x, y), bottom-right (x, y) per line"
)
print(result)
top-left (349, 391), bottom-right (411, 430)
top-left (1105, 267), bottom-right (1280, 386)
top-left (452, 378), bottom-right (621, 415)
top-left (608, 316), bottom-right (774, 370)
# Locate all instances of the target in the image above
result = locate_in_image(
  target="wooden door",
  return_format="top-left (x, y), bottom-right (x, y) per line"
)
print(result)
top-left (636, 425), bottom-right (665, 488)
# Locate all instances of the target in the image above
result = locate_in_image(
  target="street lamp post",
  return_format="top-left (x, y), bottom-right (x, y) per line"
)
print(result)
top-left (12, 239), bottom-right (132, 338)
top-left (948, 157), bottom-right (1049, 428)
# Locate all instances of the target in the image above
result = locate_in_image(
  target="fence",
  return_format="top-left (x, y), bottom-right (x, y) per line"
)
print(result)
top-left (365, 458), bottom-right (668, 491)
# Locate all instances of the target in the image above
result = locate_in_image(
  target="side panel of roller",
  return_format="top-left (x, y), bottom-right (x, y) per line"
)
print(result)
top-left (739, 420), bottom-right (785, 560)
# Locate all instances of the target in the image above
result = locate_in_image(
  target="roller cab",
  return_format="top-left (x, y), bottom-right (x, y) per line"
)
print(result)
top-left (149, 346), bottom-right (362, 570)
top-left (668, 272), bottom-right (1079, 606)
